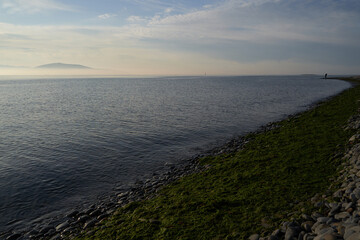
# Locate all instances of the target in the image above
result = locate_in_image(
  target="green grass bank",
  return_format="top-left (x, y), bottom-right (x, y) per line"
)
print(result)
top-left (75, 78), bottom-right (360, 240)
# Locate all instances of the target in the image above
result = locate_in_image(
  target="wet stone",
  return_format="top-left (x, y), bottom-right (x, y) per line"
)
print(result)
top-left (77, 215), bottom-right (90, 223)
top-left (83, 219), bottom-right (97, 229)
top-left (284, 226), bottom-right (299, 240)
top-left (56, 221), bottom-right (70, 231)
top-left (249, 234), bottom-right (260, 240)
top-left (317, 217), bottom-right (330, 224)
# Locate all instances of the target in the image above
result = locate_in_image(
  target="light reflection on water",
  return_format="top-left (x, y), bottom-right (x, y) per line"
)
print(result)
top-left (0, 75), bottom-right (350, 231)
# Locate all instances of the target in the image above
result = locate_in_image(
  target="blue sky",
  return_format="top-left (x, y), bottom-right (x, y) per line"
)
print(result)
top-left (0, 0), bottom-right (359, 75)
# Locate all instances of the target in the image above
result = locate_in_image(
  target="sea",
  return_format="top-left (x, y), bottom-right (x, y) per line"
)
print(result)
top-left (0, 75), bottom-right (351, 233)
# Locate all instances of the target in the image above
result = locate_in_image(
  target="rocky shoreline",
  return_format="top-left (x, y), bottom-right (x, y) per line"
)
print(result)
top-left (2, 82), bottom-right (358, 240)
top-left (249, 108), bottom-right (360, 240)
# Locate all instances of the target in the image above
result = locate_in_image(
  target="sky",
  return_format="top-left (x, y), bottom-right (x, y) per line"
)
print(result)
top-left (0, 0), bottom-right (359, 76)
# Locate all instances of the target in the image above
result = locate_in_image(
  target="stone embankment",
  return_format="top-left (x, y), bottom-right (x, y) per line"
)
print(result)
top-left (249, 109), bottom-right (360, 240)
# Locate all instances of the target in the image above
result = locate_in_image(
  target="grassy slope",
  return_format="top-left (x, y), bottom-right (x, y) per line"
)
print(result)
top-left (76, 81), bottom-right (360, 240)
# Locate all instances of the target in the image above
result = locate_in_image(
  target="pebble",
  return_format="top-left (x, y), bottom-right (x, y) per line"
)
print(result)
top-left (249, 233), bottom-right (260, 240)
top-left (55, 221), bottom-right (70, 231)
top-left (83, 219), bottom-right (97, 229)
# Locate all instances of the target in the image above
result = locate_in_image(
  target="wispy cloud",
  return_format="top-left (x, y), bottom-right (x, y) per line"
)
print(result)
top-left (98, 13), bottom-right (117, 20)
top-left (0, 0), bottom-right (359, 75)
top-left (1, 0), bottom-right (74, 14)
top-left (121, 0), bottom-right (360, 46)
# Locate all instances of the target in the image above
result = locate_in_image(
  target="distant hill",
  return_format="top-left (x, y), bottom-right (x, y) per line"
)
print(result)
top-left (36, 63), bottom-right (91, 69)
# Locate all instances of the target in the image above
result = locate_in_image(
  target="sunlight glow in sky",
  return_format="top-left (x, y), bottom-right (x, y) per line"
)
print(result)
top-left (0, 0), bottom-right (359, 75)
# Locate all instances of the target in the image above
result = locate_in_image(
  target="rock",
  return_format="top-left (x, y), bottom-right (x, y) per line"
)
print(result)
top-left (314, 225), bottom-right (332, 235)
top-left (302, 222), bottom-right (313, 232)
top-left (328, 204), bottom-right (341, 216)
top-left (351, 193), bottom-right (359, 202)
top-left (77, 215), bottom-right (90, 223)
top-left (50, 234), bottom-right (62, 240)
top-left (333, 190), bottom-right (343, 198)
top-left (83, 219), bottom-right (97, 229)
top-left (311, 212), bottom-right (323, 220)
top-left (317, 217), bottom-right (330, 224)
top-left (303, 233), bottom-right (315, 240)
top-left (55, 221), bottom-right (70, 231)
top-left (285, 226), bottom-right (299, 240)
top-left (249, 234), bottom-right (260, 240)
top-left (344, 225), bottom-right (360, 239)
top-left (314, 233), bottom-right (337, 240)
top-left (298, 231), bottom-right (305, 240)
top-left (271, 229), bottom-right (281, 238)
top-left (334, 212), bottom-right (351, 220)
top-left (302, 214), bottom-right (312, 221)
top-left (89, 209), bottom-right (102, 217)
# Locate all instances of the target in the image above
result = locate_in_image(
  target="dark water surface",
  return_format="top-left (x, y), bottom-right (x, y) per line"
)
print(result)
top-left (0, 76), bottom-right (350, 232)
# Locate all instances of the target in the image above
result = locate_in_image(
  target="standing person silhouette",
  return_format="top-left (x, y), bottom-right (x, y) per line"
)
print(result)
top-left (325, 73), bottom-right (328, 79)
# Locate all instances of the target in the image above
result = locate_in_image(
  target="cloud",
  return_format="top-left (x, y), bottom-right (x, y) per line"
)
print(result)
top-left (164, 8), bottom-right (173, 13)
top-left (127, 15), bottom-right (147, 23)
top-left (98, 13), bottom-right (117, 20)
top-left (120, 0), bottom-right (360, 47)
top-left (1, 0), bottom-right (74, 13)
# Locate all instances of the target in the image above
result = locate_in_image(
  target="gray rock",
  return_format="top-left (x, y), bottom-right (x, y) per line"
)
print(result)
top-left (317, 217), bottom-right (330, 224)
top-left (314, 225), bottom-right (332, 235)
top-left (329, 204), bottom-right (341, 216)
top-left (314, 233), bottom-right (337, 240)
top-left (271, 229), bottom-right (281, 237)
top-left (350, 193), bottom-right (357, 202)
top-left (66, 210), bottom-right (79, 218)
top-left (344, 225), bottom-right (360, 239)
top-left (77, 215), bottom-right (90, 223)
top-left (345, 202), bottom-right (354, 210)
top-left (55, 221), bottom-right (69, 231)
top-left (249, 234), bottom-right (260, 240)
top-left (303, 233), bottom-right (315, 240)
top-left (285, 226), bottom-right (300, 240)
top-left (335, 212), bottom-right (351, 220)
top-left (89, 209), bottom-right (102, 217)
top-left (311, 212), bottom-right (323, 220)
top-left (83, 219), bottom-right (97, 229)
top-left (302, 222), bottom-right (312, 232)
top-left (298, 231), bottom-right (305, 240)
top-left (333, 190), bottom-right (343, 198)
top-left (302, 214), bottom-right (312, 221)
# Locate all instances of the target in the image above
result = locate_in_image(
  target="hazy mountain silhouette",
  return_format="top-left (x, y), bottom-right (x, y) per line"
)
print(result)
top-left (36, 63), bottom-right (91, 69)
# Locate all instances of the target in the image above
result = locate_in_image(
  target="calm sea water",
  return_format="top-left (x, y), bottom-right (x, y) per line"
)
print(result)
top-left (0, 76), bottom-right (350, 232)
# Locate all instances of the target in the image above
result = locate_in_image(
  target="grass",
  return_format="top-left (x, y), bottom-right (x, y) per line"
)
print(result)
top-left (75, 79), bottom-right (360, 240)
